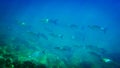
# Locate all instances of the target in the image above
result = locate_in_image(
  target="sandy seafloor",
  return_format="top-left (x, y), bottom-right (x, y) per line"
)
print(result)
top-left (0, 0), bottom-right (120, 68)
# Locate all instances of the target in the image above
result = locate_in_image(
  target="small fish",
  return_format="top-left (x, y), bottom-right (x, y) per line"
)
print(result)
top-left (40, 18), bottom-right (58, 25)
top-left (40, 18), bottom-right (49, 23)
top-left (15, 19), bottom-right (26, 27)
top-left (38, 33), bottom-right (48, 40)
top-left (49, 19), bottom-right (58, 25)
top-left (102, 57), bottom-right (120, 67)
top-left (85, 45), bottom-right (107, 55)
top-left (27, 31), bottom-right (40, 37)
top-left (54, 46), bottom-right (71, 51)
top-left (102, 58), bottom-right (112, 63)
top-left (88, 25), bottom-right (107, 33)
top-left (27, 31), bottom-right (48, 40)
top-left (69, 24), bottom-right (79, 29)
top-left (49, 33), bottom-right (58, 37)
top-left (88, 51), bottom-right (102, 58)
top-left (49, 33), bottom-right (63, 39)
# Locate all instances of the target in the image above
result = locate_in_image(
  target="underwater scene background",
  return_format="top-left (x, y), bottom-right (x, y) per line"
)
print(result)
top-left (0, 0), bottom-right (120, 68)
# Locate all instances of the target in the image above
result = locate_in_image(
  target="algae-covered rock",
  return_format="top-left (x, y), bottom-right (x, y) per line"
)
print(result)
top-left (0, 47), bottom-right (6, 55)
top-left (39, 53), bottom-right (67, 68)
top-left (5, 58), bottom-right (13, 67)
top-left (13, 60), bottom-right (22, 68)
top-left (58, 60), bottom-right (67, 68)
top-left (36, 63), bottom-right (47, 68)
top-left (0, 56), bottom-right (6, 68)
top-left (22, 61), bottom-right (36, 68)
top-left (39, 54), bottom-right (48, 66)
top-left (0, 56), bottom-right (14, 68)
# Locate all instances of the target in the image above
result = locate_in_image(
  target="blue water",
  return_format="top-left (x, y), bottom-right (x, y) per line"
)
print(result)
top-left (0, 0), bottom-right (120, 68)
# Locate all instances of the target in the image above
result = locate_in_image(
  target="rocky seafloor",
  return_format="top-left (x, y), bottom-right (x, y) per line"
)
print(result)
top-left (0, 41), bottom-right (120, 68)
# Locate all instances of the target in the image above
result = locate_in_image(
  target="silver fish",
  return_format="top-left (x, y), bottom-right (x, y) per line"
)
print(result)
top-left (69, 24), bottom-right (79, 29)
top-left (40, 18), bottom-right (58, 25)
top-left (88, 25), bottom-right (107, 33)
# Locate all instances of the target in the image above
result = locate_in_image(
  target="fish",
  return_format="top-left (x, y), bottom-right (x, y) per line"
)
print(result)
top-left (49, 32), bottom-right (63, 39)
top-left (88, 51), bottom-right (102, 58)
top-left (40, 18), bottom-right (49, 23)
top-left (88, 25), bottom-right (107, 33)
top-left (40, 18), bottom-right (58, 25)
top-left (85, 45), bottom-right (107, 55)
top-left (38, 33), bottom-right (48, 40)
top-left (69, 24), bottom-right (79, 29)
top-left (27, 31), bottom-right (48, 40)
top-left (27, 31), bottom-right (40, 37)
top-left (49, 33), bottom-right (58, 38)
top-left (15, 19), bottom-right (27, 27)
top-left (54, 46), bottom-right (71, 51)
top-left (49, 19), bottom-right (58, 25)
